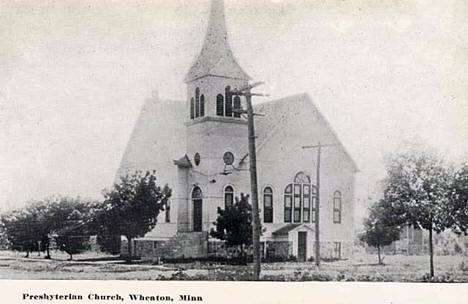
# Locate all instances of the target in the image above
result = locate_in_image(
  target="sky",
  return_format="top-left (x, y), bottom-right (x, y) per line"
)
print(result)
top-left (1, 0), bottom-right (467, 217)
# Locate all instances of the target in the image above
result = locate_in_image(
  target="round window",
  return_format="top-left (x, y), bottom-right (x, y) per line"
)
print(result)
top-left (223, 152), bottom-right (235, 165)
top-left (194, 153), bottom-right (201, 166)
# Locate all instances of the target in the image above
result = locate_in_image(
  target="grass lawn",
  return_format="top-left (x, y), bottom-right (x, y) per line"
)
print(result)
top-left (0, 250), bottom-right (466, 282)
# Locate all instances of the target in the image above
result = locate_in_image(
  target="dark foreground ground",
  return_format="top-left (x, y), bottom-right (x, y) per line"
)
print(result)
top-left (0, 250), bottom-right (466, 282)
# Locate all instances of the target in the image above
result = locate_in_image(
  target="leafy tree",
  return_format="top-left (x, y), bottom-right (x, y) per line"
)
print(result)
top-left (383, 149), bottom-right (452, 277)
top-left (359, 200), bottom-right (402, 264)
top-left (34, 197), bottom-right (95, 259)
top-left (210, 193), bottom-right (255, 257)
top-left (52, 204), bottom-right (95, 260)
top-left (0, 209), bottom-right (39, 257)
top-left (97, 171), bottom-right (171, 260)
top-left (0, 197), bottom-right (96, 259)
top-left (450, 163), bottom-right (468, 235)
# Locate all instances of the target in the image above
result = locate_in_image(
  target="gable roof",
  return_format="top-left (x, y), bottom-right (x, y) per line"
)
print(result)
top-left (253, 93), bottom-right (359, 172)
top-left (173, 154), bottom-right (193, 168)
top-left (115, 94), bottom-right (186, 183)
top-left (185, 0), bottom-right (250, 82)
top-left (272, 224), bottom-right (301, 236)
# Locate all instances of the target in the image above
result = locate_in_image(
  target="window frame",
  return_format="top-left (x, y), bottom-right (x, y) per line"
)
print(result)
top-left (224, 185), bottom-right (234, 208)
top-left (225, 86), bottom-right (233, 117)
top-left (233, 96), bottom-right (241, 118)
top-left (333, 191), bottom-right (342, 224)
top-left (165, 200), bottom-right (171, 223)
top-left (200, 94), bottom-right (205, 117)
top-left (263, 187), bottom-right (273, 223)
top-left (190, 97), bottom-right (195, 119)
top-left (216, 94), bottom-right (224, 116)
top-left (334, 242), bottom-right (341, 259)
top-left (284, 184), bottom-right (292, 222)
top-left (195, 88), bottom-right (200, 118)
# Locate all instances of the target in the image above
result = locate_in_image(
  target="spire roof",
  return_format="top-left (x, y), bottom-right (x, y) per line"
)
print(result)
top-left (185, 0), bottom-right (250, 82)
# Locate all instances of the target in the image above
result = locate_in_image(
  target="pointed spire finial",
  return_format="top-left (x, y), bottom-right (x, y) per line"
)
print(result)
top-left (185, 0), bottom-right (250, 82)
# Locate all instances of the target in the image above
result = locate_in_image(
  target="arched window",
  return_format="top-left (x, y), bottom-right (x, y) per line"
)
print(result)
top-left (263, 187), bottom-right (273, 223)
top-left (233, 96), bottom-right (241, 118)
top-left (284, 172), bottom-right (314, 223)
top-left (294, 172), bottom-right (311, 184)
top-left (333, 191), bottom-right (342, 224)
top-left (192, 186), bottom-right (203, 232)
top-left (165, 200), bottom-right (171, 223)
top-left (195, 88), bottom-right (200, 118)
top-left (192, 186), bottom-right (202, 199)
top-left (190, 98), bottom-right (195, 119)
top-left (284, 184), bottom-right (292, 222)
top-left (303, 184), bottom-right (310, 223)
top-left (293, 183), bottom-right (301, 222)
top-left (225, 86), bottom-right (233, 117)
top-left (200, 94), bottom-right (205, 117)
top-left (216, 94), bottom-right (224, 116)
top-left (224, 186), bottom-right (234, 208)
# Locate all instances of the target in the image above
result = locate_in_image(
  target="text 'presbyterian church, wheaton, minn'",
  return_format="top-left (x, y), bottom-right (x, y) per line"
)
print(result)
top-left (117, 0), bottom-right (358, 262)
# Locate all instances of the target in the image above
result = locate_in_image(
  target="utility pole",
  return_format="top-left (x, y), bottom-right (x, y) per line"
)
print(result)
top-left (231, 82), bottom-right (266, 280)
top-left (302, 142), bottom-right (339, 267)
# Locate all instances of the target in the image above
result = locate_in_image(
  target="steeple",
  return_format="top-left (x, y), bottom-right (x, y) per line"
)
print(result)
top-left (185, 0), bottom-right (250, 82)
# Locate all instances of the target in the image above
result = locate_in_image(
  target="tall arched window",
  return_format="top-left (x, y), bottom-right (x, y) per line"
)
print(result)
top-left (263, 187), bottom-right (273, 223)
top-left (225, 86), bottom-right (233, 117)
top-left (200, 95), bottom-right (205, 117)
top-left (284, 172), bottom-right (314, 223)
top-left (224, 186), bottom-right (234, 208)
top-left (165, 200), bottom-right (171, 223)
top-left (284, 184), bottom-right (292, 222)
top-left (216, 94), bottom-right (224, 116)
top-left (333, 191), bottom-right (342, 224)
top-left (190, 98), bottom-right (195, 119)
top-left (303, 184), bottom-right (310, 223)
top-left (195, 88), bottom-right (200, 118)
top-left (233, 96), bottom-right (241, 118)
top-left (192, 187), bottom-right (203, 232)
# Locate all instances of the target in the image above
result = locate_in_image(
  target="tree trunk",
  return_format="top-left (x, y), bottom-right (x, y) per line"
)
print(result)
top-left (377, 245), bottom-right (382, 265)
top-left (25, 250), bottom-right (29, 258)
top-left (69, 253), bottom-right (73, 261)
top-left (45, 243), bottom-right (51, 259)
top-left (429, 226), bottom-right (434, 277)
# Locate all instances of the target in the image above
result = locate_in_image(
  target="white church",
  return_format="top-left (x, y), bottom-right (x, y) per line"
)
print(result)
top-left (117, 0), bottom-right (357, 262)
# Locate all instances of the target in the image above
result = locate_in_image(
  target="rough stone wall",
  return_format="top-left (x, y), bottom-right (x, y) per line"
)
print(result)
top-left (265, 241), bottom-right (291, 258)
top-left (136, 232), bottom-right (208, 261)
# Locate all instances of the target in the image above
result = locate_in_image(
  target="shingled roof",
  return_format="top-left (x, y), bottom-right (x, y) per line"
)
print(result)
top-left (185, 0), bottom-right (250, 82)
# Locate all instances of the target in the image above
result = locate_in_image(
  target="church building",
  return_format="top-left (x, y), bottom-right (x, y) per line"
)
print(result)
top-left (117, 0), bottom-right (357, 262)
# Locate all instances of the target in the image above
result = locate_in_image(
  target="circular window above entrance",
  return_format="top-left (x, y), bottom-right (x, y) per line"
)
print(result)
top-left (223, 151), bottom-right (235, 165)
top-left (194, 153), bottom-right (201, 166)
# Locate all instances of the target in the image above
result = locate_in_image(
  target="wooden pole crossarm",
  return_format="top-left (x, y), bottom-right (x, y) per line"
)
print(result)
top-left (234, 81), bottom-right (265, 93)
top-left (302, 143), bottom-right (340, 149)
top-left (230, 91), bottom-right (269, 97)
top-left (232, 109), bottom-right (248, 114)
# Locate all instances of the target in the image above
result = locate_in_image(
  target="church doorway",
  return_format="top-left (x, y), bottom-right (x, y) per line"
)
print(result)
top-left (192, 187), bottom-right (203, 232)
top-left (298, 231), bottom-right (307, 262)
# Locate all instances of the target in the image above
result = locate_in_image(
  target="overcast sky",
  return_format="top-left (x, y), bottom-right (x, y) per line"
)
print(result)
top-left (1, 0), bottom-right (467, 213)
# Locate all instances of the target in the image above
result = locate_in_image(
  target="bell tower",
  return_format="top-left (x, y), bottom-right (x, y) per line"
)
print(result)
top-left (182, 0), bottom-right (251, 232)
top-left (185, 0), bottom-right (250, 121)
